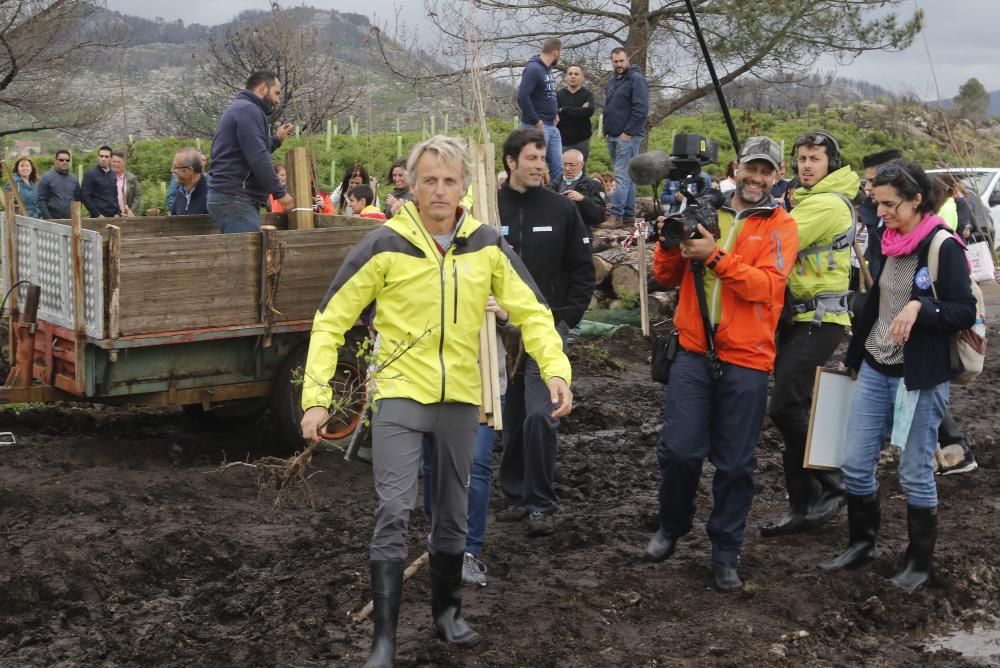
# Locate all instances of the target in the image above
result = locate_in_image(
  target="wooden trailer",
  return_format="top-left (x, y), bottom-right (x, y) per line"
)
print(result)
top-left (1, 203), bottom-right (378, 450)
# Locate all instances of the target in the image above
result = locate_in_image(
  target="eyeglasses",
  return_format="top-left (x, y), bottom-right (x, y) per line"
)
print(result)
top-left (55, 158), bottom-right (70, 162)
top-left (874, 163), bottom-right (921, 190)
top-left (563, 161), bottom-right (582, 167)
top-left (171, 165), bottom-right (191, 171)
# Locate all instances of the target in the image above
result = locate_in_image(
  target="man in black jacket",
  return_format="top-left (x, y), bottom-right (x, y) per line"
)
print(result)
top-left (556, 65), bottom-right (595, 164)
top-left (81, 146), bottom-right (119, 218)
top-left (554, 148), bottom-right (605, 230)
top-left (497, 128), bottom-right (595, 537)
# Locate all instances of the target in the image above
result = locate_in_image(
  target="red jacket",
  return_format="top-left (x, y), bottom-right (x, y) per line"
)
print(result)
top-left (653, 203), bottom-right (798, 373)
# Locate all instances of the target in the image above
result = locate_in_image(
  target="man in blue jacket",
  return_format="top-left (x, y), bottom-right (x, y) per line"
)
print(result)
top-left (517, 38), bottom-right (563, 183)
top-left (601, 47), bottom-right (648, 229)
top-left (208, 70), bottom-right (294, 233)
top-left (81, 146), bottom-right (119, 218)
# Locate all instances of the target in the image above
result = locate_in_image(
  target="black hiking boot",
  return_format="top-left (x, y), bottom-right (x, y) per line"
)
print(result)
top-left (712, 562), bottom-right (744, 593)
top-left (819, 492), bottom-right (880, 571)
top-left (889, 505), bottom-right (938, 593)
top-left (643, 527), bottom-right (679, 562)
top-left (430, 551), bottom-right (480, 647)
top-left (364, 559), bottom-right (404, 668)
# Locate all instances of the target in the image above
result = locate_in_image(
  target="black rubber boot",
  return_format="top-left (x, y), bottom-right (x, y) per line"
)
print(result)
top-left (430, 551), bottom-right (480, 647)
top-left (806, 470), bottom-right (846, 524)
top-left (889, 505), bottom-right (938, 593)
top-left (364, 560), bottom-right (405, 668)
top-left (819, 492), bottom-right (880, 571)
top-left (760, 468), bottom-right (816, 537)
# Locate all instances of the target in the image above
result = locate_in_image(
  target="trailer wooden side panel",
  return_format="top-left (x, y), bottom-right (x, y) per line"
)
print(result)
top-left (117, 234), bottom-right (261, 335)
top-left (273, 226), bottom-right (374, 321)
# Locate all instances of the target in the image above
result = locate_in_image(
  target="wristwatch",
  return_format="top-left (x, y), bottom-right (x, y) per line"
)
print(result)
top-left (706, 250), bottom-right (725, 270)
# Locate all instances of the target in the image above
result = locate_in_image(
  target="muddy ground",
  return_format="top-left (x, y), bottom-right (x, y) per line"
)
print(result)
top-left (2, 289), bottom-right (1000, 667)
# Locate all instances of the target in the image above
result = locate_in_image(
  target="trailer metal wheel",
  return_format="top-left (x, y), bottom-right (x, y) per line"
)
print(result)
top-left (271, 342), bottom-right (365, 453)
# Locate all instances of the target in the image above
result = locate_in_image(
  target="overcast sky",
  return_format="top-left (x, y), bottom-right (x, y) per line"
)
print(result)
top-left (107, 0), bottom-right (1000, 100)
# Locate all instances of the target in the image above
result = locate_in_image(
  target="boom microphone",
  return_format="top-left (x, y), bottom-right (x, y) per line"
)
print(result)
top-left (629, 151), bottom-right (674, 186)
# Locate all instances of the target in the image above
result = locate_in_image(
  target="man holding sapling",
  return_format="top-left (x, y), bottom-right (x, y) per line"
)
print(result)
top-left (300, 135), bottom-right (573, 667)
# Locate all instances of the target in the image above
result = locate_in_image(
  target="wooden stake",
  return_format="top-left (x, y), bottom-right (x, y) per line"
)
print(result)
top-left (4, 188), bottom-right (19, 357)
top-left (106, 225), bottom-right (121, 339)
top-left (70, 202), bottom-right (86, 393)
top-left (638, 226), bottom-right (650, 337)
top-left (351, 551), bottom-right (429, 622)
top-left (284, 148), bottom-right (314, 230)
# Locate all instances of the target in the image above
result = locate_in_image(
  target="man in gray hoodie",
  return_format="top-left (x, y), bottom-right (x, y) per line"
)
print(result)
top-left (37, 150), bottom-right (81, 219)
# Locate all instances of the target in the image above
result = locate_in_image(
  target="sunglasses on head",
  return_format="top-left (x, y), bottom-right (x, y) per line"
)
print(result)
top-left (875, 163), bottom-right (921, 190)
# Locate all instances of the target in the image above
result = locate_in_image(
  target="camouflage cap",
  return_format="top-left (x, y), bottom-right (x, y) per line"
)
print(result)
top-left (739, 136), bottom-right (782, 169)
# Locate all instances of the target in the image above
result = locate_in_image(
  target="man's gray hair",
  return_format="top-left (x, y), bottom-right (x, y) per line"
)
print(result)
top-left (175, 147), bottom-right (203, 174)
top-left (407, 135), bottom-right (472, 192)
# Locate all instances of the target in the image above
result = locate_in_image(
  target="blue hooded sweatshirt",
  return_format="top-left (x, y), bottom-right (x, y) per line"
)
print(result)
top-left (603, 64), bottom-right (649, 138)
top-left (209, 90), bottom-right (285, 205)
top-left (517, 55), bottom-right (558, 125)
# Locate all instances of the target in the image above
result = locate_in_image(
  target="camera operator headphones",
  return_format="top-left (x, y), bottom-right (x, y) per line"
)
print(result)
top-left (791, 131), bottom-right (841, 172)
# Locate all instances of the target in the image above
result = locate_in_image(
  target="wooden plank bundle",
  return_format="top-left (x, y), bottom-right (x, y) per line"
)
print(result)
top-left (469, 140), bottom-right (503, 430)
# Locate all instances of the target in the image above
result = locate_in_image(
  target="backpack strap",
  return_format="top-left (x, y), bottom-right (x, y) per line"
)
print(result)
top-left (927, 228), bottom-right (952, 299)
top-left (796, 192), bottom-right (857, 273)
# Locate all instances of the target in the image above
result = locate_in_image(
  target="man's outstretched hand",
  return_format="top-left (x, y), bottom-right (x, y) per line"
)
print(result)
top-left (547, 377), bottom-right (573, 418)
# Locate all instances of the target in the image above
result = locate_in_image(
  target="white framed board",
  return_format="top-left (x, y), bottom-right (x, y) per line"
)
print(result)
top-left (804, 367), bottom-right (857, 471)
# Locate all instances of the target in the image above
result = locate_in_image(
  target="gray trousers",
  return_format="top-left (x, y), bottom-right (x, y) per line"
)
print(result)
top-left (370, 398), bottom-right (478, 561)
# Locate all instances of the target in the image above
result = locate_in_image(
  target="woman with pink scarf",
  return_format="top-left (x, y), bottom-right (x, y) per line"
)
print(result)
top-left (819, 160), bottom-right (976, 592)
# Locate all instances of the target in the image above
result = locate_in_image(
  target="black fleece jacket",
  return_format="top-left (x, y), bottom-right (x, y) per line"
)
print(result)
top-left (846, 225), bottom-right (977, 390)
top-left (498, 184), bottom-right (595, 328)
top-left (554, 176), bottom-right (606, 230)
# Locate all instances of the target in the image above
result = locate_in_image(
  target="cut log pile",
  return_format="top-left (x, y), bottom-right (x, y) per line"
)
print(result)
top-left (589, 238), bottom-right (677, 320)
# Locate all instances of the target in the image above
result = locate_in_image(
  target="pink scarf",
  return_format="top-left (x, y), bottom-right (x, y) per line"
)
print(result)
top-left (881, 213), bottom-right (954, 256)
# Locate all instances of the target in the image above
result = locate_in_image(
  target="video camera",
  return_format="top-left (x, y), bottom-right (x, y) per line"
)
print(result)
top-left (628, 133), bottom-right (723, 247)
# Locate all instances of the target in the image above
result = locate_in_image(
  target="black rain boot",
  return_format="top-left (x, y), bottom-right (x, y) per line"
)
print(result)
top-left (889, 505), bottom-right (938, 593)
top-left (430, 551), bottom-right (480, 647)
top-left (806, 470), bottom-right (846, 524)
top-left (819, 492), bottom-right (880, 571)
top-left (363, 560), bottom-right (404, 668)
top-left (760, 468), bottom-right (817, 537)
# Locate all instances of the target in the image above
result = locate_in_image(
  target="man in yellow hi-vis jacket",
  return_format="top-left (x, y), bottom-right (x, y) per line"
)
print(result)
top-left (300, 135), bottom-right (573, 668)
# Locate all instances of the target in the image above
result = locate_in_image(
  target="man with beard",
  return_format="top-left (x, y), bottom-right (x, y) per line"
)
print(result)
top-left (761, 131), bottom-right (860, 538)
top-left (37, 149), bottom-right (80, 219)
top-left (600, 47), bottom-right (648, 229)
top-left (643, 136), bottom-right (798, 593)
top-left (517, 38), bottom-right (564, 183)
top-left (496, 128), bottom-right (595, 538)
top-left (81, 146), bottom-right (119, 218)
top-left (207, 70), bottom-right (294, 232)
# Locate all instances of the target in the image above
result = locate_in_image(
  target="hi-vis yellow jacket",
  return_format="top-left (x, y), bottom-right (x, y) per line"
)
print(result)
top-left (301, 201), bottom-right (572, 410)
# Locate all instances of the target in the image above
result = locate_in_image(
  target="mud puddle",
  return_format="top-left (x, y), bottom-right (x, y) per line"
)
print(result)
top-left (924, 619), bottom-right (1000, 665)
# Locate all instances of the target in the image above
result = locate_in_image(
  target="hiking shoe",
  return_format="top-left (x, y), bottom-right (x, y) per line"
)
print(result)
top-left (526, 511), bottom-right (556, 537)
top-left (496, 505), bottom-right (529, 522)
top-left (462, 552), bottom-right (487, 587)
top-left (941, 449), bottom-right (978, 476)
top-left (600, 215), bottom-right (625, 229)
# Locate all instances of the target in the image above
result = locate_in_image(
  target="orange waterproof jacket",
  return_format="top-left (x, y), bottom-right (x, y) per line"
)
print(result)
top-left (653, 202), bottom-right (798, 373)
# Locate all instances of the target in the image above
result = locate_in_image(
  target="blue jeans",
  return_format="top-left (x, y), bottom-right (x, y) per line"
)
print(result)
top-left (842, 361), bottom-right (949, 508)
top-left (207, 188), bottom-right (262, 233)
top-left (521, 122), bottom-right (563, 184)
top-left (606, 135), bottom-right (642, 218)
top-left (423, 423), bottom-right (497, 555)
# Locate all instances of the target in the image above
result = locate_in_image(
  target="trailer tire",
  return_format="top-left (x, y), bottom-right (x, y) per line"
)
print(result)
top-left (271, 342), bottom-right (365, 454)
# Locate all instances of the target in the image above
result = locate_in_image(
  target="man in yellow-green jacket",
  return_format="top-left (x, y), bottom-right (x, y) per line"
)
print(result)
top-left (762, 131), bottom-right (860, 538)
top-left (300, 135), bottom-right (573, 667)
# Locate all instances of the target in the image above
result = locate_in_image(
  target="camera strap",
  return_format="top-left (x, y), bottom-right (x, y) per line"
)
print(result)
top-left (691, 262), bottom-right (723, 381)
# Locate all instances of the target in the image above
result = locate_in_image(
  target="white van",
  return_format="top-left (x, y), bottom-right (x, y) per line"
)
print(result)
top-left (927, 167), bottom-right (1000, 246)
